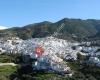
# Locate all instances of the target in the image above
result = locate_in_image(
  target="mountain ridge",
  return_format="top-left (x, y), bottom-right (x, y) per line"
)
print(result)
top-left (1, 18), bottom-right (100, 41)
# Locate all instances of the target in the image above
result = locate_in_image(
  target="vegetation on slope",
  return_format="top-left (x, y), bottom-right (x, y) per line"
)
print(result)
top-left (1, 18), bottom-right (100, 41)
top-left (0, 65), bottom-right (17, 80)
top-left (0, 53), bottom-right (100, 80)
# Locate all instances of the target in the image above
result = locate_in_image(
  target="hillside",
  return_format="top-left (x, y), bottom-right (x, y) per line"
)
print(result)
top-left (1, 18), bottom-right (100, 41)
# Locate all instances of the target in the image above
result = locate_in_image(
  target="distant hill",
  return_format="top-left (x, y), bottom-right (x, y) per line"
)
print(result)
top-left (1, 18), bottom-right (100, 41)
top-left (0, 26), bottom-right (7, 30)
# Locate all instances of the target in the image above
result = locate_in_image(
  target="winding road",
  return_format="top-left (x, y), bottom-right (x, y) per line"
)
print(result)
top-left (0, 63), bottom-right (17, 66)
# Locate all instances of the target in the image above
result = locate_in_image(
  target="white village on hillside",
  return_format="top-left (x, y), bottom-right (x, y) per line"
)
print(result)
top-left (0, 35), bottom-right (100, 76)
top-left (0, 23), bottom-right (100, 76)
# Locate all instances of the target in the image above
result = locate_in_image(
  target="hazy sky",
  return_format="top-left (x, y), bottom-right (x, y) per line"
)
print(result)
top-left (0, 0), bottom-right (100, 27)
